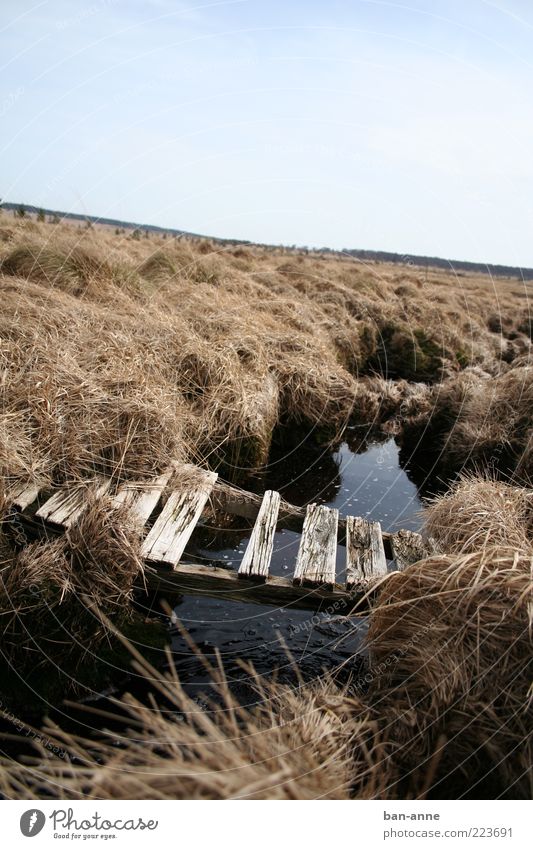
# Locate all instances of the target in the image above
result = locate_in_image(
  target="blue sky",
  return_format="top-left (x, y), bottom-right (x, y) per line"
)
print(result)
top-left (2, 0), bottom-right (532, 265)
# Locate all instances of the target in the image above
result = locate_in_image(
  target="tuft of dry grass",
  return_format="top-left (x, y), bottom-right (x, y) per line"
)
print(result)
top-left (0, 499), bottom-right (144, 671)
top-left (368, 547), bottom-right (533, 798)
top-left (0, 653), bottom-right (390, 800)
top-left (402, 365), bottom-right (533, 481)
top-left (424, 475), bottom-right (533, 554)
top-left (0, 241), bottom-right (132, 297)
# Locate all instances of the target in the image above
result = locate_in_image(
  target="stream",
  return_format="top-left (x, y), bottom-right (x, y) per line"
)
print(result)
top-left (169, 436), bottom-right (426, 703)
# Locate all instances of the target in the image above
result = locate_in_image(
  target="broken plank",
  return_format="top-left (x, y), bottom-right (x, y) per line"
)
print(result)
top-left (293, 503), bottom-right (338, 588)
top-left (35, 477), bottom-right (111, 528)
top-left (7, 481), bottom-right (42, 510)
top-left (113, 468), bottom-right (172, 528)
top-left (346, 516), bottom-right (387, 591)
top-left (238, 489), bottom-right (280, 580)
top-left (390, 529), bottom-right (429, 571)
top-left (142, 470), bottom-right (217, 567)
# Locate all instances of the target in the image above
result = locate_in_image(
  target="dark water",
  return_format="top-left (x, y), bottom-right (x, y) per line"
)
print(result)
top-left (170, 437), bottom-right (425, 699)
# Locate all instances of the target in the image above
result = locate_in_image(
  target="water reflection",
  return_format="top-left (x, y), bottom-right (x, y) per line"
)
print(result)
top-left (261, 435), bottom-right (342, 506)
top-left (172, 437), bottom-right (426, 695)
top-left (329, 437), bottom-right (423, 532)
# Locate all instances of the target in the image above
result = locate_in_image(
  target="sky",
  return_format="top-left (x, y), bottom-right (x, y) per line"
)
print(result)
top-left (1, 0), bottom-right (533, 265)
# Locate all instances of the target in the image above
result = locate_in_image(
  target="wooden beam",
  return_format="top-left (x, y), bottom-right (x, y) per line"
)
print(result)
top-left (144, 561), bottom-right (366, 612)
top-left (293, 503), bottom-right (338, 588)
top-left (390, 529), bottom-right (428, 571)
top-left (238, 489), bottom-right (280, 580)
top-left (210, 482), bottom-right (304, 529)
top-left (346, 516), bottom-right (388, 591)
top-left (112, 469), bottom-right (172, 528)
top-left (142, 470), bottom-right (218, 566)
top-left (35, 477), bottom-right (111, 528)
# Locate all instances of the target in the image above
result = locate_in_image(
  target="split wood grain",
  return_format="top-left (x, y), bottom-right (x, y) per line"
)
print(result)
top-left (113, 469), bottom-right (172, 528)
top-left (8, 481), bottom-right (42, 510)
top-left (35, 477), bottom-right (111, 528)
top-left (238, 489), bottom-right (280, 580)
top-left (390, 529), bottom-right (428, 571)
top-left (346, 516), bottom-right (387, 590)
top-left (293, 503), bottom-right (338, 588)
top-left (142, 470), bottom-right (217, 567)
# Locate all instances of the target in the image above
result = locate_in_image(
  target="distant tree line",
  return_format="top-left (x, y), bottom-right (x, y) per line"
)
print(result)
top-left (2, 202), bottom-right (531, 280)
top-left (337, 248), bottom-right (533, 281)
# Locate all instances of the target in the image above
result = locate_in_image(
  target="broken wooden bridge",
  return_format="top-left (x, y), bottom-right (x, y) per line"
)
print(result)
top-left (6, 466), bottom-right (432, 613)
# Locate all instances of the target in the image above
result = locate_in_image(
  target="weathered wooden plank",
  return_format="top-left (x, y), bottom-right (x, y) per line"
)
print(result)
top-left (293, 503), bottom-right (338, 588)
top-left (35, 477), bottom-right (112, 528)
top-left (390, 529), bottom-right (429, 571)
top-left (346, 516), bottom-right (388, 591)
top-left (7, 481), bottom-right (42, 510)
top-left (113, 469), bottom-right (172, 527)
top-left (144, 561), bottom-right (365, 612)
top-left (142, 470), bottom-right (217, 566)
top-left (238, 490), bottom-right (280, 580)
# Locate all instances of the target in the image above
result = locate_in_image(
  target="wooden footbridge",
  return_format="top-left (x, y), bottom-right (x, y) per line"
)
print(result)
top-left (5, 465), bottom-right (431, 613)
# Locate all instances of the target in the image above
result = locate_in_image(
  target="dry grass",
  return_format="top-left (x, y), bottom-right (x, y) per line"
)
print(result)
top-left (0, 543), bottom-right (530, 800)
top-left (0, 499), bottom-right (144, 672)
top-left (0, 477), bottom-right (531, 800)
top-left (0, 651), bottom-right (389, 800)
top-left (425, 475), bottom-right (533, 554)
top-left (0, 217), bottom-right (531, 489)
top-left (0, 216), bottom-right (532, 799)
top-left (368, 547), bottom-right (532, 799)
top-left (402, 365), bottom-right (533, 480)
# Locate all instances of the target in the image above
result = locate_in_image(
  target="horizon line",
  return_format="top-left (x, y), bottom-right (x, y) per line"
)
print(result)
top-left (3, 201), bottom-right (532, 280)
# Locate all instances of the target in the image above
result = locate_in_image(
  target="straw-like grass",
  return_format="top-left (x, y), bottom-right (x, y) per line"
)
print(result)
top-left (0, 216), bottom-right (532, 799)
top-left (0, 499), bottom-right (144, 673)
top-left (0, 217), bottom-right (530, 487)
top-left (0, 648), bottom-right (389, 800)
top-left (424, 475), bottom-right (533, 553)
top-left (1, 477), bottom-right (531, 799)
top-left (0, 540), bottom-right (530, 799)
top-left (368, 547), bottom-right (532, 799)
top-left (402, 365), bottom-right (533, 480)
